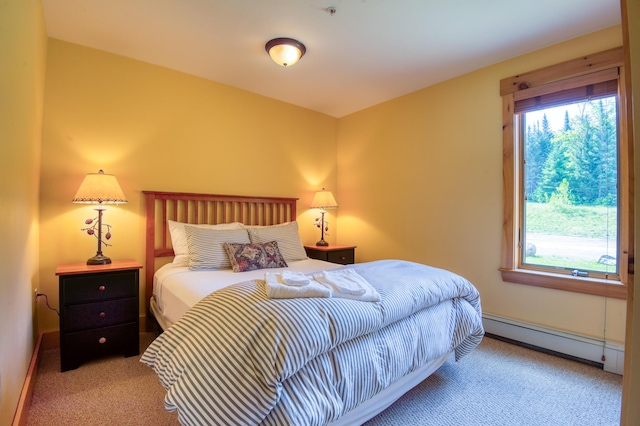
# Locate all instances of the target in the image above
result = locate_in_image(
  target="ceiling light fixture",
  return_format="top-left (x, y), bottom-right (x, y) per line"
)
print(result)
top-left (265, 37), bottom-right (306, 67)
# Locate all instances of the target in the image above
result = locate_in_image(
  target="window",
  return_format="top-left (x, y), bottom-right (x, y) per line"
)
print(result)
top-left (500, 47), bottom-right (630, 299)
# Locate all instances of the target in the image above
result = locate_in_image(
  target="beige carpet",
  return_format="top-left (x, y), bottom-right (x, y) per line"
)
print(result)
top-left (27, 333), bottom-right (178, 426)
top-left (27, 334), bottom-right (622, 425)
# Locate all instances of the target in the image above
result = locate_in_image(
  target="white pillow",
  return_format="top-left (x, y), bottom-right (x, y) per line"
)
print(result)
top-left (184, 227), bottom-right (250, 270)
top-left (245, 221), bottom-right (308, 262)
top-left (168, 220), bottom-right (244, 266)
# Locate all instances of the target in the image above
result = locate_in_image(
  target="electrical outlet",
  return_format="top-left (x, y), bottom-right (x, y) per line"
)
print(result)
top-left (34, 288), bottom-right (39, 302)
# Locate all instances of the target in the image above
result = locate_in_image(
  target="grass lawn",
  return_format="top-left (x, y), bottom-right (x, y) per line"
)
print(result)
top-left (525, 202), bottom-right (617, 239)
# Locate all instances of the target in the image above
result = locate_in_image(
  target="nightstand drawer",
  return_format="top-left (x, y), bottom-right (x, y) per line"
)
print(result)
top-left (61, 271), bottom-right (138, 304)
top-left (305, 245), bottom-right (356, 265)
top-left (61, 322), bottom-right (139, 371)
top-left (327, 250), bottom-right (354, 265)
top-left (62, 297), bottom-right (138, 332)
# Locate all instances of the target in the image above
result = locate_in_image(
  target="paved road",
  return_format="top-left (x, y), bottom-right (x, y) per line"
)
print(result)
top-left (525, 233), bottom-right (617, 263)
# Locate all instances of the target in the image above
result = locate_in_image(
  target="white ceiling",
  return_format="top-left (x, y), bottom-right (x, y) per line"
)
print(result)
top-left (41, 0), bottom-right (621, 118)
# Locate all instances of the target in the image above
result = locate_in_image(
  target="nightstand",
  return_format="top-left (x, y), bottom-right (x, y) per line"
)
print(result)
top-left (56, 259), bottom-right (142, 372)
top-left (304, 244), bottom-right (357, 265)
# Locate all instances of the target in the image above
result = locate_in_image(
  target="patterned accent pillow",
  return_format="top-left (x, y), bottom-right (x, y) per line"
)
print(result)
top-left (245, 221), bottom-right (308, 262)
top-left (185, 227), bottom-right (250, 270)
top-left (223, 241), bottom-right (288, 273)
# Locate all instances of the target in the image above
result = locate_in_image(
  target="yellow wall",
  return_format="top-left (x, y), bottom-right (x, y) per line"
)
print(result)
top-left (38, 39), bottom-right (339, 332)
top-left (0, 0), bottom-right (46, 423)
top-left (337, 26), bottom-right (627, 343)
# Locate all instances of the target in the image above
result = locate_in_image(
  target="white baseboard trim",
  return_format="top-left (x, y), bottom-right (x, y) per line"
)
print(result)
top-left (482, 313), bottom-right (624, 375)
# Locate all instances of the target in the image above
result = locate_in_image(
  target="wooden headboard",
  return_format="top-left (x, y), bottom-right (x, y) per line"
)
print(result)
top-left (143, 190), bottom-right (298, 317)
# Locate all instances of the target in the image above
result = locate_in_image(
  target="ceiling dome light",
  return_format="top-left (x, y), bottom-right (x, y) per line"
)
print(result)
top-left (265, 37), bottom-right (306, 67)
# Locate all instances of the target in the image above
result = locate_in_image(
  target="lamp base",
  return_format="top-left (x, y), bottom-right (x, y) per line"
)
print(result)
top-left (87, 254), bottom-right (112, 265)
top-left (316, 240), bottom-right (329, 247)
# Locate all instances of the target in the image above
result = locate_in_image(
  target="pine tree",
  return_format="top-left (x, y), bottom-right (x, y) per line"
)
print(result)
top-left (526, 97), bottom-right (617, 207)
top-left (525, 114), bottom-right (554, 202)
top-left (563, 110), bottom-right (571, 131)
top-left (592, 98), bottom-right (618, 206)
top-left (535, 131), bottom-right (569, 202)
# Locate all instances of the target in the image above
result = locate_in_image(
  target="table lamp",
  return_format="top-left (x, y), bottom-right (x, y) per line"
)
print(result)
top-left (72, 170), bottom-right (127, 265)
top-left (310, 188), bottom-right (338, 246)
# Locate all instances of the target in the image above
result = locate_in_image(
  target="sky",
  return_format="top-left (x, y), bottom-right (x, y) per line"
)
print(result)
top-left (524, 96), bottom-right (617, 132)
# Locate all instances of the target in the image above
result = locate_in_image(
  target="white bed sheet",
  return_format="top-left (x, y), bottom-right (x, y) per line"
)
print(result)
top-left (153, 259), bottom-right (343, 326)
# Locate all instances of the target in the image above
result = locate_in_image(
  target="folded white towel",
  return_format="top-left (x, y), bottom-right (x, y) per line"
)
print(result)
top-left (313, 269), bottom-right (381, 302)
top-left (280, 270), bottom-right (311, 286)
top-left (265, 272), bottom-right (331, 299)
top-left (318, 269), bottom-right (366, 294)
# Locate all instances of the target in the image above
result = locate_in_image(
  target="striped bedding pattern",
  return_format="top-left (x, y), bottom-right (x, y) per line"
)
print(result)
top-left (184, 227), bottom-right (251, 270)
top-left (141, 259), bottom-right (484, 425)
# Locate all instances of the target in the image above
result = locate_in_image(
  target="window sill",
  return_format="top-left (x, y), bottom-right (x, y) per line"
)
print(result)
top-left (500, 268), bottom-right (627, 300)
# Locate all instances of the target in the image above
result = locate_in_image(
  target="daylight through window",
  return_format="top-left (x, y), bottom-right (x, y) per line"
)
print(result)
top-left (521, 97), bottom-right (618, 277)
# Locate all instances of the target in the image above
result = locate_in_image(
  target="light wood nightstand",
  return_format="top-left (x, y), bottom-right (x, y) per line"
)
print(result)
top-left (56, 259), bottom-right (142, 372)
top-left (304, 244), bottom-right (357, 265)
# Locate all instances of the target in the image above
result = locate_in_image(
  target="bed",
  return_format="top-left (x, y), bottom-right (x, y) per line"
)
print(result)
top-left (140, 190), bottom-right (484, 426)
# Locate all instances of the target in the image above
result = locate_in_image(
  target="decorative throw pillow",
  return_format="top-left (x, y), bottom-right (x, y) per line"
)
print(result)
top-left (168, 220), bottom-right (244, 266)
top-left (184, 226), bottom-right (250, 270)
top-left (245, 221), bottom-right (308, 262)
top-left (223, 241), bottom-right (288, 272)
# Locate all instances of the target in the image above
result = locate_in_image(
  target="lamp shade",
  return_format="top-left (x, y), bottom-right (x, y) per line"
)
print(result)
top-left (265, 38), bottom-right (306, 67)
top-left (310, 189), bottom-right (338, 209)
top-left (72, 170), bottom-right (127, 204)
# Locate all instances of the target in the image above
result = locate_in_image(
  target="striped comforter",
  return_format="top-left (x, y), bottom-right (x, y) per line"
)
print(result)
top-left (141, 260), bottom-right (484, 426)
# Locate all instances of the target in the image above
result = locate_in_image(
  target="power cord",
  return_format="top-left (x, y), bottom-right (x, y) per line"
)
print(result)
top-left (36, 293), bottom-right (60, 316)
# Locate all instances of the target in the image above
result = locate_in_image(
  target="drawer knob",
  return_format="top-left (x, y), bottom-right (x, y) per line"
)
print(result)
top-left (98, 285), bottom-right (106, 291)
top-left (99, 311), bottom-right (106, 318)
top-left (98, 337), bottom-right (107, 344)
top-left (340, 256), bottom-right (346, 260)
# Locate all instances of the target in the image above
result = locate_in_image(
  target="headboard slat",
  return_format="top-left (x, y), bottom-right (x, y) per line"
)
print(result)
top-left (143, 190), bottom-right (299, 325)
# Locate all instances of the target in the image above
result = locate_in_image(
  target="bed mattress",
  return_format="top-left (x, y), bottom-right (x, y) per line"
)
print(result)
top-left (153, 258), bottom-right (342, 326)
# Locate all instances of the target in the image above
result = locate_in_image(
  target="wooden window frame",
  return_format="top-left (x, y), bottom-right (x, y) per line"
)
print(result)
top-left (500, 47), bottom-right (631, 300)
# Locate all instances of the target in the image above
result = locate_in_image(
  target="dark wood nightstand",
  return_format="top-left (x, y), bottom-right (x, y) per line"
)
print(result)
top-left (56, 259), bottom-right (142, 372)
top-left (304, 244), bottom-right (357, 265)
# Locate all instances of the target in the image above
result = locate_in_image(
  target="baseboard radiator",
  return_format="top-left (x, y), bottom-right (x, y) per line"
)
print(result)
top-left (482, 313), bottom-right (624, 375)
